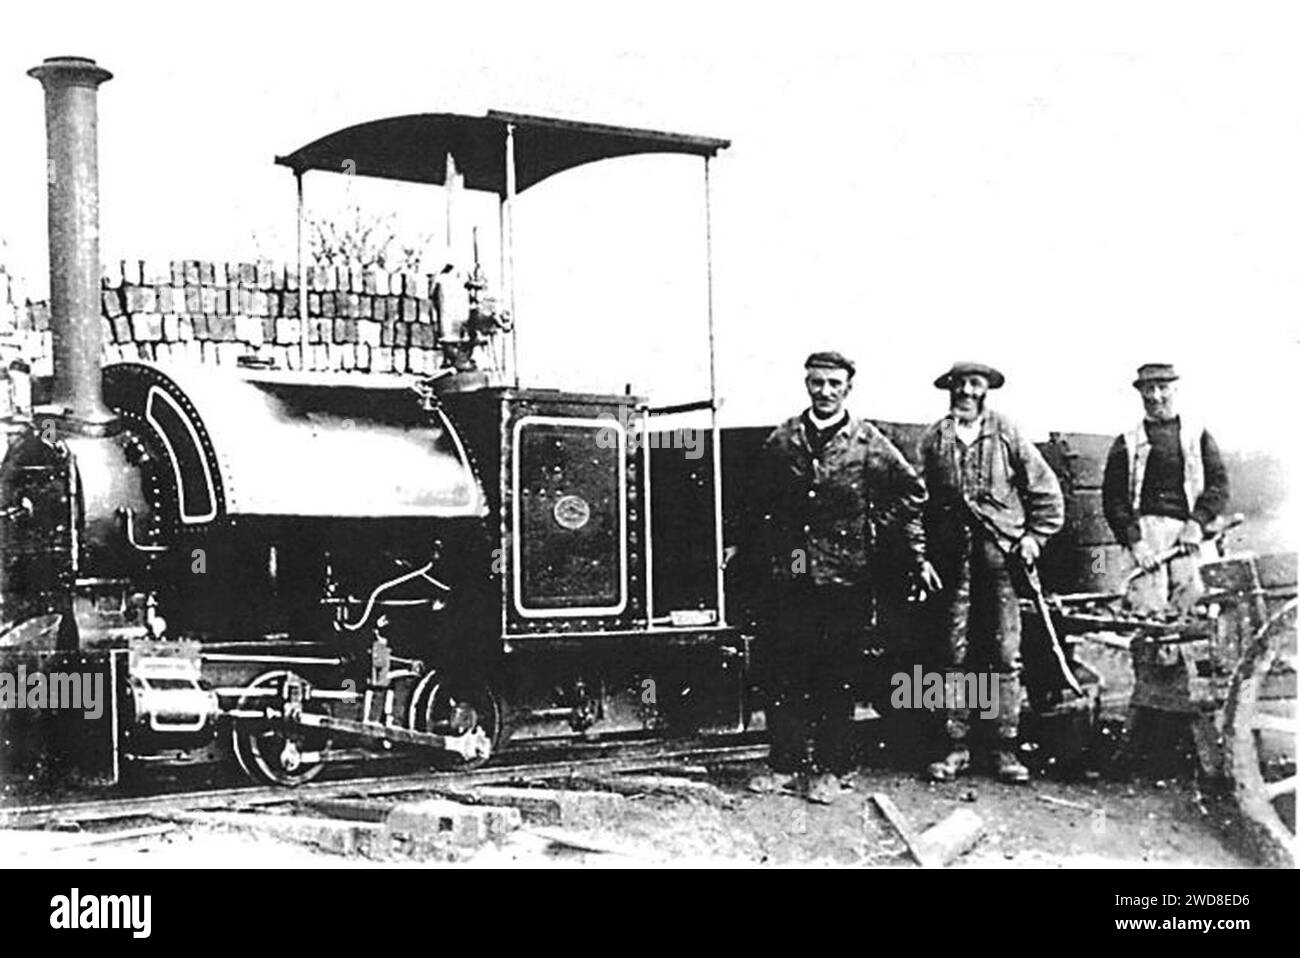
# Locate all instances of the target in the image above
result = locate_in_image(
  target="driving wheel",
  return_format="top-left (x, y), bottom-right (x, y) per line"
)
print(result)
top-left (232, 670), bottom-right (333, 786)
top-left (408, 671), bottom-right (504, 770)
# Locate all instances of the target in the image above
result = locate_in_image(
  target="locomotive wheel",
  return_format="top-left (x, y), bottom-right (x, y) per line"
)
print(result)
top-left (232, 670), bottom-right (333, 786)
top-left (408, 671), bottom-right (504, 771)
top-left (1223, 598), bottom-right (1297, 867)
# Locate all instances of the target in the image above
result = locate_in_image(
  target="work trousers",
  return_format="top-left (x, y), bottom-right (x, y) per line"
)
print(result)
top-left (1125, 515), bottom-right (1206, 618)
top-left (1127, 515), bottom-right (1206, 715)
top-left (936, 527), bottom-right (1023, 742)
top-left (762, 580), bottom-right (866, 776)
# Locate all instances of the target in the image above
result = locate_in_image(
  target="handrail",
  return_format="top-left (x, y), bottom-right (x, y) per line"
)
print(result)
top-left (647, 399), bottom-right (716, 416)
top-left (120, 507), bottom-right (169, 554)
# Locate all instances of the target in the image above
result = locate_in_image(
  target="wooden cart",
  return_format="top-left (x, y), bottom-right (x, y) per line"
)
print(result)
top-left (1045, 551), bottom-right (1296, 866)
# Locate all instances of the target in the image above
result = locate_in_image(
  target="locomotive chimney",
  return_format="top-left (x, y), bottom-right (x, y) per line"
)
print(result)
top-left (27, 56), bottom-right (115, 431)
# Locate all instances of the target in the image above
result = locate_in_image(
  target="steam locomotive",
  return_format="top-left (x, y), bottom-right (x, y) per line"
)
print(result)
top-left (0, 58), bottom-right (746, 785)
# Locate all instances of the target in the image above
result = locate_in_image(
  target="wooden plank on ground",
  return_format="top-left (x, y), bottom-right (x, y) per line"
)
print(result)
top-left (915, 808), bottom-right (985, 865)
top-left (0, 824), bottom-right (177, 857)
top-left (437, 786), bottom-right (627, 828)
top-left (164, 810), bottom-right (387, 856)
top-left (870, 793), bottom-right (941, 869)
top-left (575, 774), bottom-right (735, 806)
top-left (298, 798), bottom-right (392, 823)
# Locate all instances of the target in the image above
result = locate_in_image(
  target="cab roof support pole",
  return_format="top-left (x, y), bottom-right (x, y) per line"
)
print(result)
top-left (705, 155), bottom-right (726, 626)
top-left (296, 171), bottom-right (308, 372)
top-left (498, 196), bottom-right (507, 374)
top-left (504, 122), bottom-right (519, 387)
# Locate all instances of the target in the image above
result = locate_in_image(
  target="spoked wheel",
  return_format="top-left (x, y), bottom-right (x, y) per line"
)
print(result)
top-left (232, 670), bottom-right (334, 786)
top-left (408, 671), bottom-right (504, 770)
top-left (1224, 598), bottom-right (1297, 867)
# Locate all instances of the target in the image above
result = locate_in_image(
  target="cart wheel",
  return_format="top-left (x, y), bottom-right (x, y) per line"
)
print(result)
top-left (407, 671), bottom-right (504, 770)
top-left (232, 670), bottom-right (333, 786)
top-left (1223, 598), bottom-right (1297, 867)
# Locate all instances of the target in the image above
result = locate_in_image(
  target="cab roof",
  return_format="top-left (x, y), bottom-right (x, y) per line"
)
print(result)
top-left (274, 110), bottom-right (729, 194)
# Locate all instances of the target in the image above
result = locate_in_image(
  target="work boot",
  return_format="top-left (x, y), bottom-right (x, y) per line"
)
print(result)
top-left (804, 772), bottom-right (845, 805)
top-left (927, 746), bottom-right (971, 782)
top-left (994, 748), bottom-right (1031, 784)
top-left (747, 770), bottom-right (799, 795)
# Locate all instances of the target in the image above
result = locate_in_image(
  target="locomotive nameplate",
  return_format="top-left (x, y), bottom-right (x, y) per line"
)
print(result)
top-left (553, 495), bottom-right (591, 531)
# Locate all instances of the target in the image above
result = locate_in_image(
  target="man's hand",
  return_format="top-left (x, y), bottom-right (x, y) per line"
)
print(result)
top-left (1015, 536), bottom-right (1041, 567)
top-left (1175, 519), bottom-right (1204, 557)
top-left (1131, 539), bottom-right (1160, 572)
top-left (917, 559), bottom-right (943, 594)
top-left (909, 560), bottom-right (944, 602)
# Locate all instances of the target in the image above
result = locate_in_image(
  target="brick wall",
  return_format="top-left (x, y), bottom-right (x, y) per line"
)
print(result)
top-left (0, 266), bottom-right (49, 373)
top-left (0, 259), bottom-right (447, 376)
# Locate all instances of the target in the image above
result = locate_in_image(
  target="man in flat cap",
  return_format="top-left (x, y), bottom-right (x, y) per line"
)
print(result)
top-left (1102, 364), bottom-right (1229, 755)
top-left (1102, 364), bottom-right (1229, 615)
top-left (920, 362), bottom-right (1064, 784)
top-left (742, 351), bottom-right (941, 804)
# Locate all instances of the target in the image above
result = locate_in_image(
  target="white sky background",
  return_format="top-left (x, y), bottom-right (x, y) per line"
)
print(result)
top-left (0, 2), bottom-right (1296, 465)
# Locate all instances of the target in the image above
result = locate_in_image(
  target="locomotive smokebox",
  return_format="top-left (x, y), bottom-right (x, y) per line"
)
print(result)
top-left (27, 56), bottom-right (114, 432)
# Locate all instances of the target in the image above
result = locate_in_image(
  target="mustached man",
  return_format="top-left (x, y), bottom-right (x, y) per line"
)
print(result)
top-left (919, 362), bottom-right (1064, 785)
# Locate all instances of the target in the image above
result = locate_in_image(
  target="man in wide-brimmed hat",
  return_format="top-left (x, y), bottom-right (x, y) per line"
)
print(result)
top-left (1101, 364), bottom-right (1229, 760)
top-left (741, 350), bottom-right (942, 804)
top-left (919, 362), bottom-right (1064, 784)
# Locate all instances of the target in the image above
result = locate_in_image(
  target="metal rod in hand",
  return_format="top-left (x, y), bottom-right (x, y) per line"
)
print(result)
top-left (1021, 560), bottom-right (1083, 696)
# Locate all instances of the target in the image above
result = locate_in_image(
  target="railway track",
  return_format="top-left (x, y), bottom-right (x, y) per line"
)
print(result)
top-left (0, 735), bottom-right (770, 832)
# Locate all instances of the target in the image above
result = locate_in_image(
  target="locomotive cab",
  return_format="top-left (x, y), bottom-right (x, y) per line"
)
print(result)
top-left (248, 110), bottom-right (748, 769)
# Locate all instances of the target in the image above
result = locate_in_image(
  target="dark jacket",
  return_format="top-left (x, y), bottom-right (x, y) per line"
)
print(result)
top-left (749, 412), bottom-right (928, 589)
top-left (918, 409), bottom-right (1064, 554)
